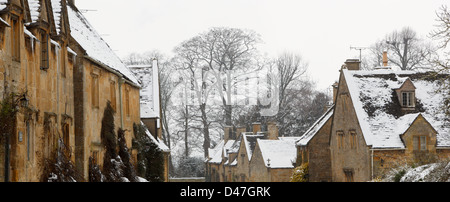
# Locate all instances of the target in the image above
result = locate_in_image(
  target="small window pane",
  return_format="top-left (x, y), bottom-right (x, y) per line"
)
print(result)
top-left (413, 136), bottom-right (419, 151)
top-left (420, 136), bottom-right (427, 151)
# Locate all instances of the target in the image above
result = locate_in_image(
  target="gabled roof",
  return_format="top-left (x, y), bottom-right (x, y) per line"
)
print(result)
top-left (257, 137), bottom-right (300, 168)
top-left (67, 4), bottom-right (140, 86)
top-left (242, 133), bottom-right (265, 161)
top-left (342, 69), bottom-right (450, 149)
top-left (129, 61), bottom-right (161, 119)
top-left (297, 105), bottom-right (334, 147)
top-left (141, 121), bottom-right (170, 153)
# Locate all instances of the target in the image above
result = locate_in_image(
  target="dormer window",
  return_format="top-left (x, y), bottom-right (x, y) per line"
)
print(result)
top-left (401, 91), bottom-right (415, 108)
top-left (395, 78), bottom-right (416, 110)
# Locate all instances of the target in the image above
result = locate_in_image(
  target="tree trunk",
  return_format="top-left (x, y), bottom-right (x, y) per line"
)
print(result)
top-left (200, 103), bottom-right (210, 158)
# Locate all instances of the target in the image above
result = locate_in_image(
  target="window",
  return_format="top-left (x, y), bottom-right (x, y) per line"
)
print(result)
top-left (40, 33), bottom-right (49, 69)
top-left (26, 121), bottom-right (32, 161)
top-left (92, 151), bottom-right (99, 165)
top-left (110, 81), bottom-right (116, 111)
top-left (343, 169), bottom-right (354, 182)
top-left (61, 47), bottom-right (67, 77)
top-left (337, 131), bottom-right (345, 149)
top-left (11, 16), bottom-right (20, 61)
top-left (402, 92), bottom-right (414, 107)
top-left (62, 123), bottom-right (70, 147)
top-left (91, 74), bottom-right (99, 107)
top-left (350, 131), bottom-right (357, 149)
top-left (413, 136), bottom-right (427, 151)
top-left (125, 87), bottom-right (130, 117)
top-left (241, 154), bottom-right (245, 164)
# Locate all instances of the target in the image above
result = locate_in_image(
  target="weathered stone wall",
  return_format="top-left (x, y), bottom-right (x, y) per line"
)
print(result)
top-left (330, 72), bottom-right (371, 182)
top-left (0, 12), bottom-right (75, 181)
top-left (307, 116), bottom-right (333, 182)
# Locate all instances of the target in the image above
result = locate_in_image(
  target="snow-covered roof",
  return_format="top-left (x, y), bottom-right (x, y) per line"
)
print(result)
top-left (0, 17), bottom-right (9, 27)
top-left (207, 140), bottom-right (237, 164)
top-left (129, 61), bottom-right (161, 119)
top-left (243, 133), bottom-right (265, 161)
top-left (0, 0), bottom-right (7, 11)
top-left (297, 105), bottom-right (334, 146)
top-left (343, 69), bottom-right (450, 149)
top-left (50, 0), bottom-right (62, 34)
top-left (67, 4), bottom-right (140, 86)
top-left (257, 138), bottom-right (298, 168)
top-left (142, 121), bottom-right (170, 152)
top-left (28, 0), bottom-right (40, 23)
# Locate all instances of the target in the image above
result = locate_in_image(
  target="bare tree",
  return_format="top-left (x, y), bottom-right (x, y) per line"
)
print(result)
top-left (172, 27), bottom-right (261, 158)
top-left (369, 27), bottom-right (435, 70)
top-left (185, 27), bottom-right (262, 126)
top-left (430, 5), bottom-right (450, 116)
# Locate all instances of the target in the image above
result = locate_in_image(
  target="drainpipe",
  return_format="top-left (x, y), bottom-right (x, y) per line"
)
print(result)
top-left (118, 77), bottom-right (125, 128)
top-left (371, 148), bottom-right (374, 180)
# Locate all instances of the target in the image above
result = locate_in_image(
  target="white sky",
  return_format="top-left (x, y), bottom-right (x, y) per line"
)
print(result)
top-left (75, 0), bottom-right (449, 91)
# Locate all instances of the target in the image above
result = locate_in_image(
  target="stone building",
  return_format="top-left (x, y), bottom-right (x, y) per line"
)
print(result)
top-left (0, 0), bottom-right (167, 182)
top-left (299, 57), bottom-right (450, 182)
top-left (205, 122), bottom-right (299, 182)
top-left (128, 60), bottom-right (170, 182)
top-left (0, 0), bottom-right (77, 182)
top-left (296, 106), bottom-right (333, 182)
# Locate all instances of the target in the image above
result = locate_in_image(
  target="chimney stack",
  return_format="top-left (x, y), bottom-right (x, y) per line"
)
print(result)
top-left (236, 126), bottom-right (247, 138)
top-left (267, 122), bottom-right (279, 140)
top-left (252, 122), bottom-right (261, 134)
top-left (332, 82), bottom-right (338, 104)
top-left (344, 59), bottom-right (361, 71)
top-left (382, 51), bottom-right (388, 67)
top-left (224, 126), bottom-right (233, 143)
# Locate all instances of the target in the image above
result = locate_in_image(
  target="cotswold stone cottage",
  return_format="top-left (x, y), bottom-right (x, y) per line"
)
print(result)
top-left (0, 0), bottom-right (169, 182)
top-left (297, 57), bottom-right (450, 182)
top-left (205, 123), bottom-right (299, 182)
top-left (129, 61), bottom-right (171, 182)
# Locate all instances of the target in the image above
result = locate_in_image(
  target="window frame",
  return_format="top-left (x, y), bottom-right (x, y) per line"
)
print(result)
top-left (401, 91), bottom-right (415, 108)
top-left (11, 15), bottom-right (20, 62)
top-left (40, 32), bottom-right (49, 70)
top-left (337, 131), bottom-right (345, 149)
top-left (91, 73), bottom-right (100, 108)
top-left (349, 130), bottom-right (357, 149)
top-left (343, 169), bottom-right (354, 182)
top-left (413, 135), bottom-right (427, 152)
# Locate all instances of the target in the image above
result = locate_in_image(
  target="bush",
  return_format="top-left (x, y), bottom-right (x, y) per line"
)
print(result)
top-left (291, 163), bottom-right (309, 182)
top-left (393, 169), bottom-right (406, 182)
top-left (133, 123), bottom-right (165, 182)
top-left (175, 156), bottom-right (205, 178)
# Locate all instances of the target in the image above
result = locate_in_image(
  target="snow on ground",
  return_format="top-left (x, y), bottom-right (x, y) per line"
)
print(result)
top-left (382, 161), bottom-right (450, 182)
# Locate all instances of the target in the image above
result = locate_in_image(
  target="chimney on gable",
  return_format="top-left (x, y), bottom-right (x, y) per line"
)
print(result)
top-left (252, 122), bottom-right (261, 134)
top-left (382, 51), bottom-right (389, 67)
top-left (267, 122), bottom-right (279, 140)
top-left (224, 125), bottom-right (233, 143)
top-left (332, 82), bottom-right (339, 104)
top-left (344, 59), bottom-right (361, 71)
top-left (236, 126), bottom-right (247, 138)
